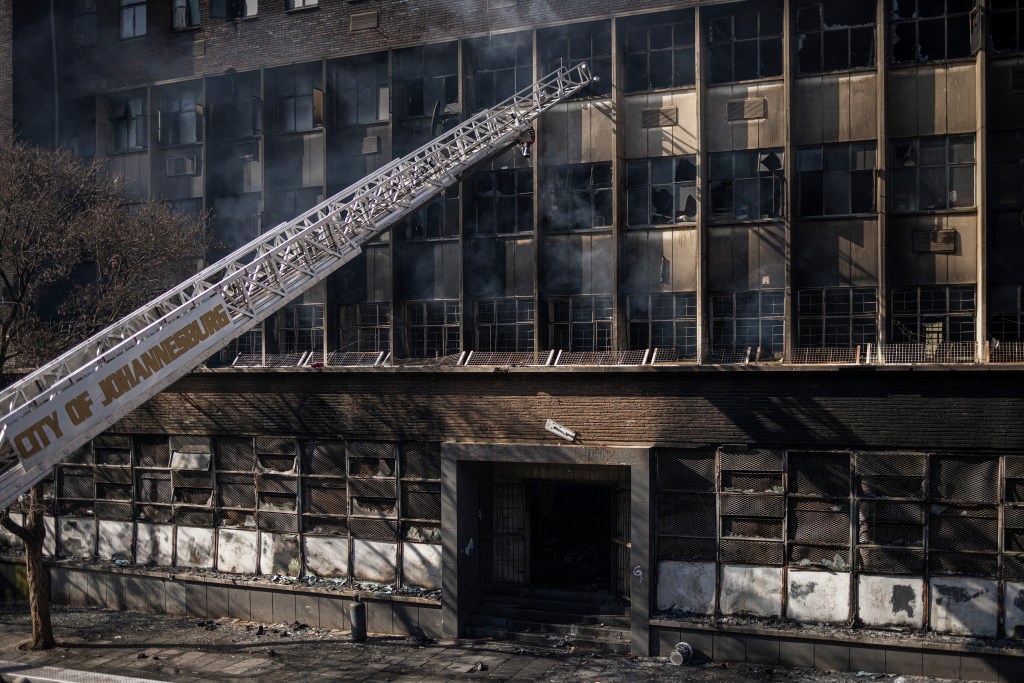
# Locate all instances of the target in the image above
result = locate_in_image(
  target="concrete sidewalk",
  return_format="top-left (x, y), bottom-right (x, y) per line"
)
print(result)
top-left (0, 605), bottom-right (962, 682)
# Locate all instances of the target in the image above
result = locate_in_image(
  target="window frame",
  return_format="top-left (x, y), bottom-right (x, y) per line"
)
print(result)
top-left (890, 0), bottom-right (977, 64)
top-left (172, 0), bottom-right (200, 30)
top-left (710, 289), bottom-right (786, 359)
top-left (890, 135), bottom-right (976, 213)
top-left (795, 1), bottom-right (876, 75)
top-left (708, 148), bottom-right (786, 222)
top-left (708, 7), bottom-right (784, 84)
top-left (621, 11), bottom-right (696, 93)
top-left (548, 295), bottom-right (613, 351)
top-left (110, 96), bottom-right (147, 154)
top-left (474, 297), bottom-right (535, 352)
top-left (540, 22), bottom-right (613, 98)
top-left (405, 300), bottom-right (461, 358)
top-left (279, 303), bottom-right (325, 354)
top-left (627, 292), bottom-right (698, 358)
top-left (797, 141), bottom-right (876, 217)
top-left (991, 0), bottom-right (1024, 54)
top-left (625, 155), bottom-right (698, 228)
top-left (890, 285), bottom-right (976, 344)
top-left (797, 287), bottom-right (878, 349)
top-left (542, 162), bottom-right (614, 231)
top-left (120, 0), bottom-right (147, 39)
top-left (340, 302), bottom-right (391, 352)
top-left (467, 166), bottom-right (534, 237)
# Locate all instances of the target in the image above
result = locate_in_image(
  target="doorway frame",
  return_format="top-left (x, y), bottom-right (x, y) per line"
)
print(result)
top-left (440, 443), bottom-right (653, 655)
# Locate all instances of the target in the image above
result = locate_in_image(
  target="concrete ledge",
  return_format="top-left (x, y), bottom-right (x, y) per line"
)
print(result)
top-left (651, 621), bottom-right (1024, 683)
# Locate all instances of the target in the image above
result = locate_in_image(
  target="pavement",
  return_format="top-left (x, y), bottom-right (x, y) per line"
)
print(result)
top-left (0, 605), bottom-right (964, 682)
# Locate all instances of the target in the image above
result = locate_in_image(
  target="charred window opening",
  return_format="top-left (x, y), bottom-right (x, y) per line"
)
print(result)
top-left (548, 295), bottom-right (612, 351)
top-left (626, 156), bottom-right (697, 227)
top-left (169, 436), bottom-right (214, 526)
top-left (466, 167), bottom-right (533, 236)
top-left (208, 73), bottom-right (261, 141)
top-left (856, 452), bottom-right (926, 575)
top-left (798, 141), bottom-right (875, 217)
top-left (340, 302), bottom-right (390, 352)
top-left (330, 52), bottom-right (389, 127)
top-left (272, 68), bottom-right (323, 133)
top-left (255, 437), bottom-right (299, 533)
top-left (279, 302), bottom-right (324, 353)
top-left (134, 436), bottom-right (171, 523)
top-left (540, 21), bottom-right (612, 98)
top-left (71, 0), bottom-right (97, 48)
top-left (891, 0), bottom-right (975, 64)
top-left (215, 437), bottom-right (257, 529)
top-left (172, 0), bottom-right (200, 30)
top-left (302, 439), bottom-right (347, 535)
top-left (627, 292), bottom-right (697, 358)
top-left (622, 10), bottom-right (696, 93)
top-left (286, 0), bottom-right (317, 8)
top-left (788, 452), bottom-right (851, 570)
top-left (987, 129), bottom-right (1024, 208)
top-left (403, 187), bottom-right (459, 241)
top-left (221, 329), bottom-right (263, 364)
top-left (1008, 457), bottom-right (1024, 581)
top-left (400, 443), bottom-right (441, 543)
top-left (211, 0), bottom-right (258, 20)
top-left (393, 42), bottom-right (458, 155)
top-left (405, 300), bottom-right (460, 357)
top-left (796, 1), bottom-right (875, 74)
top-left (711, 289), bottom-right (785, 360)
top-left (264, 187), bottom-right (322, 231)
top-left (990, 284), bottom-right (1024, 343)
top-left (797, 287), bottom-right (878, 348)
top-left (656, 448), bottom-right (716, 562)
top-left (110, 96), bottom-right (147, 153)
top-left (92, 435), bottom-right (133, 522)
top-left (467, 31), bottom-right (532, 113)
top-left (475, 297), bottom-right (534, 352)
top-left (709, 149), bottom-right (785, 221)
top-left (991, 0), bottom-right (1024, 54)
top-left (708, 7), bottom-right (783, 84)
top-left (347, 441), bottom-right (398, 541)
top-left (891, 285), bottom-right (976, 344)
top-left (718, 448), bottom-right (785, 565)
top-left (158, 86), bottom-right (203, 147)
top-left (929, 456), bottom-right (999, 576)
top-left (891, 135), bottom-right (975, 212)
top-left (58, 445), bottom-right (96, 518)
top-left (120, 0), bottom-right (146, 39)
top-left (542, 162), bottom-right (613, 231)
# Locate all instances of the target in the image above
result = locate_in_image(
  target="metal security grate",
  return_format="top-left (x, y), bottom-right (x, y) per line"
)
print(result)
top-left (857, 547), bottom-right (924, 574)
top-left (929, 552), bottom-right (998, 577)
top-left (720, 539), bottom-right (784, 565)
top-left (859, 477), bottom-right (925, 499)
top-left (1005, 554), bottom-right (1024, 581)
top-left (789, 452), bottom-right (850, 498)
top-left (64, 446), bottom-right (94, 466)
top-left (929, 505), bottom-right (999, 552)
top-left (59, 470), bottom-right (94, 499)
top-left (659, 537), bottom-right (716, 561)
top-left (257, 510), bottom-right (299, 532)
top-left (175, 507), bottom-right (214, 526)
top-left (136, 475), bottom-right (172, 504)
top-left (173, 470), bottom-right (213, 488)
top-left (349, 517), bottom-right (398, 541)
top-left (95, 501), bottom-right (133, 521)
top-left (137, 505), bottom-right (172, 523)
top-left (464, 352), bottom-right (549, 367)
top-left (304, 516), bottom-right (348, 534)
top-left (658, 493), bottom-right (716, 537)
top-left (303, 440), bottom-right (347, 476)
top-left (722, 471), bottom-right (782, 493)
top-left (216, 437), bottom-right (255, 472)
top-left (1008, 456), bottom-right (1024, 480)
top-left (789, 501), bottom-right (850, 545)
top-left (554, 350), bottom-right (649, 366)
top-left (348, 441), bottom-right (396, 460)
top-left (722, 517), bottom-right (782, 539)
top-left (789, 347), bottom-right (862, 365)
top-left (348, 478), bottom-right (396, 498)
top-left (789, 545), bottom-right (850, 569)
top-left (871, 342), bottom-right (977, 364)
top-left (257, 453), bottom-right (297, 473)
top-left (857, 452), bottom-right (927, 477)
top-left (720, 493), bottom-right (785, 518)
top-left (96, 468), bottom-right (132, 485)
top-left (658, 448), bottom-right (715, 490)
top-left (303, 483), bottom-right (347, 515)
top-left (930, 456), bottom-right (999, 502)
top-left (256, 436), bottom-right (297, 456)
top-left (137, 437), bottom-right (170, 467)
top-left (400, 442), bottom-right (441, 480)
top-left (990, 340), bottom-right (1024, 363)
top-left (719, 448), bottom-right (784, 472)
top-left (257, 474), bottom-right (297, 495)
top-left (403, 521), bottom-right (442, 543)
top-left (217, 474), bottom-right (257, 508)
top-left (325, 350), bottom-right (386, 367)
top-left (402, 488), bottom-right (442, 521)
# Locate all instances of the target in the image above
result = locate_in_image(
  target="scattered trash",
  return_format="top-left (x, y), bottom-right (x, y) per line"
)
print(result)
top-left (113, 559), bottom-right (130, 567)
top-left (472, 662), bottom-right (488, 672)
top-left (668, 642), bottom-right (693, 666)
top-left (135, 652), bottom-right (147, 659)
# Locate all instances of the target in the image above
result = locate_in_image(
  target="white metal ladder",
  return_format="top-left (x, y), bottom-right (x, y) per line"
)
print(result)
top-left (0, 63), bottom-right (592, 511)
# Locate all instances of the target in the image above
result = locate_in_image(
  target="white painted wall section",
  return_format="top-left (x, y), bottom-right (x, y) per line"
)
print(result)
top-left (656, 561), bottom-right (715, 614)
top-left (719, 565), bottom-right (782, 617)
top-left (929, 577), bottom-right (998, 638)
top-left (857, 574), bottom-right (924, 629)
top-left (787, 569), bottom-right (850, 623)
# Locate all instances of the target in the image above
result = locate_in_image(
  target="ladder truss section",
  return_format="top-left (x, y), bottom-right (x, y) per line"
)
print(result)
top-left (0, 63), bottom-right (592, 510)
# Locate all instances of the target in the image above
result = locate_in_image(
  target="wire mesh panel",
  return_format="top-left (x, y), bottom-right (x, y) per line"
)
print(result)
top-left (303, 440), bottom-right (346, 476)
top-left (401, 481), bottom-right (441, 521)
top-left (856, 547), bottom-right (925, 574)
top-left (854, 451), bottom-right (927, 574)
top-left (719, 448), bottom-right (784, 472)
top-left (718, 447), bottom-right (785, 566)
top-left (720, 539), bottom-right (784, 565)
top-left (400, 442), bottom-right (441, 481)
top-left (136, 436), bottom-right (170, 467)
top-left (930, 456), bottom-right (999, 502)
top-left (302, 439), bottom-right (347, 535)
top-left (657, 448), bottom-right (717, 562)
top-left (789, 452), bottom-right (850, 498)
top-left (990, 341), bottom-right (1024, 363)
top-left (347, 440), bottom-right (398, 542)
top-left (787, 451), bottom-right (851, 569)
top-left (217, 473), bottom-right (257, 510)
top-left (216, 437), bottom-right (256, 472)
top-left (348, 517), bottom-right (398, 541)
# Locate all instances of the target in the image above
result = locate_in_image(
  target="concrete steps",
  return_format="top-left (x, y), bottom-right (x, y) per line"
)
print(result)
top-left (465, 587), bottom-right (631, 655)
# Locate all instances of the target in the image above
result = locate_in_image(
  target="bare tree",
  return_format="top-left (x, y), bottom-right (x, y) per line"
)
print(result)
top-left (0, 140), bottom-right (208, 650)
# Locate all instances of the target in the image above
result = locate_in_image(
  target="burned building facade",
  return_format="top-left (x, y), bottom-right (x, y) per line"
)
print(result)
top-left (3, 0), bottom-right (1024, 674)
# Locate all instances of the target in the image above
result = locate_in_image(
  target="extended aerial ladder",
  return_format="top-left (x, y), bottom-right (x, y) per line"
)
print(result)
top-left (0, 63), bottom-right (593, 511)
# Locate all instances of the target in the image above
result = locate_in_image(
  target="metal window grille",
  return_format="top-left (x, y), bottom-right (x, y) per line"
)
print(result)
top-left (621, 11), bottom-right (695, 93)
top-left (340, 302), bottom-right (390, 353)
top-left (710, 290), bottom-right (785, 361)
top-left (548, 295), bottom-right (613, 351)
top-left (625, 156), bottom-right (697, 227)
top-left (628, 292), bottom-right (697, 359)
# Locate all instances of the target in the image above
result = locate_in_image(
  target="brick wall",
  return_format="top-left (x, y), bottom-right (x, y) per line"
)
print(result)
top-left (64, 0), bottom-right (690, 95)
top-left (0, 0), bottom-right (12, 139)
top-left (114, 367), bottom-right (1024, 454)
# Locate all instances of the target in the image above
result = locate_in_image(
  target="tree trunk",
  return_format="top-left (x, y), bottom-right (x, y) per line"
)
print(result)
top-left (1, 483), bottom-right (56, 650)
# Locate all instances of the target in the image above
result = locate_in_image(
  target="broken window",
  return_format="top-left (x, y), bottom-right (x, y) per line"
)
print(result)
top-left (467, 167), bottom-right (533, 236)
top-left (330, 52), bottom-right (389, 126)
top-left (796, 1), bottom-right (875, 74)
top-left (256, 437), bottom-right (299, 532)
top-left (711, 289), bottom-right (785, 360)
top-left (120, 0), bottom-right (146, 39)
top-left (58, 446), bottom-right (95, 518)
top-left (475, 297), bottom-right (534, 352)
top-left (626, 156), bottom-right (697, 227)
top-left (169, 435), bottom-right (214, 526)
top-left (548, 295), bottom-right (612, 351)
top-left (159, 86), bottom-right (203, 146)
top-left (90, 434), bottom-right (134, 522)
top-left (627, 292), bottom-right (697, 359)
top-left (134, 435), bottom-right (172, 524)
top-left (400, 443), bottom-right (442, 543)
top-left (856, 452), bottom-right (926, 574)
top-left (208, 73), bottom-right (261, 140)
top-left (622, 10), bottom-right (696, 93)
top-left (340, 302), bottom-right (391, 352)
top-left (273, 68), bottom-right (322, 133)
top-left (656, 448), bottom-right (716, 562)
top-left (798, 141), bottom-right (875, 216)
top-left (718, 447), bottom-right (785, 565)
top-left (347, 441), bottom-right (399, 541)
top-left (172, 0), bottom-right (200, 29)
top-left (891, 135), bottom-right (975, 212)
top-left (797, 287), bottom-right (878, 348)
top-left (215, 437), bottom-right (257, 529)
top-left (987, 129), bottom-right (1024, 208)
top-left (991, 0), bottom-right (1024, 53)
top-left (891, 285), bottom-right (976, 344)
top-left (72, 0), bottom-right (97, 48)
top-left (110, 96), bottom-right (147, 153)
top-left (279, 303), bottom-right (324, 353)
top-left (211, 0), bottom-right (258, 20)
top-left (405, 300), bottom-right (460, 357)
top-left (929, 456), bottom-right (999, 576)
top-left (393, 43), bottom-right (458, 120)
top-left (788, 452), bottom-right (851, 569)
top-left (302, 440), bottom-right (347, 535)
top-left (403, 187), bottom-right (459, 240)
top-left (540, 21), bottom-right (612, 98)
top-left (891, 0), bottom-right (975, 63)
top-left (709, 149), bottom-right (785, 221)
top-left (467, 31), bottom-right (532, 113)
top-left (542, 162), bottom-right (613, 231)
top-left (708, 7), bottom-right (783, 84)
top-left (286, 0), bottom-right (317, 8)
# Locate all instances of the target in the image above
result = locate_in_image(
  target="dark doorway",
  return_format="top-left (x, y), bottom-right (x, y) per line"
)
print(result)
top-left (527, 480), bottom-right (614, 593)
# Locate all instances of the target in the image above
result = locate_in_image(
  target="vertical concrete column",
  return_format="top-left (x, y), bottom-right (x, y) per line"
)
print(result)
top-left (629, 451), bottom-right (653, 656)
top-left (876, 0), bottom-right (890, 348)
top-left (695, 4), bottom-right (708, 362)
top-left (782, 0), bottom-right (795, 362)
top-left (975, 0), bottom-right (989, 361)
top-left (441, 457), bottom-right (481, 639)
